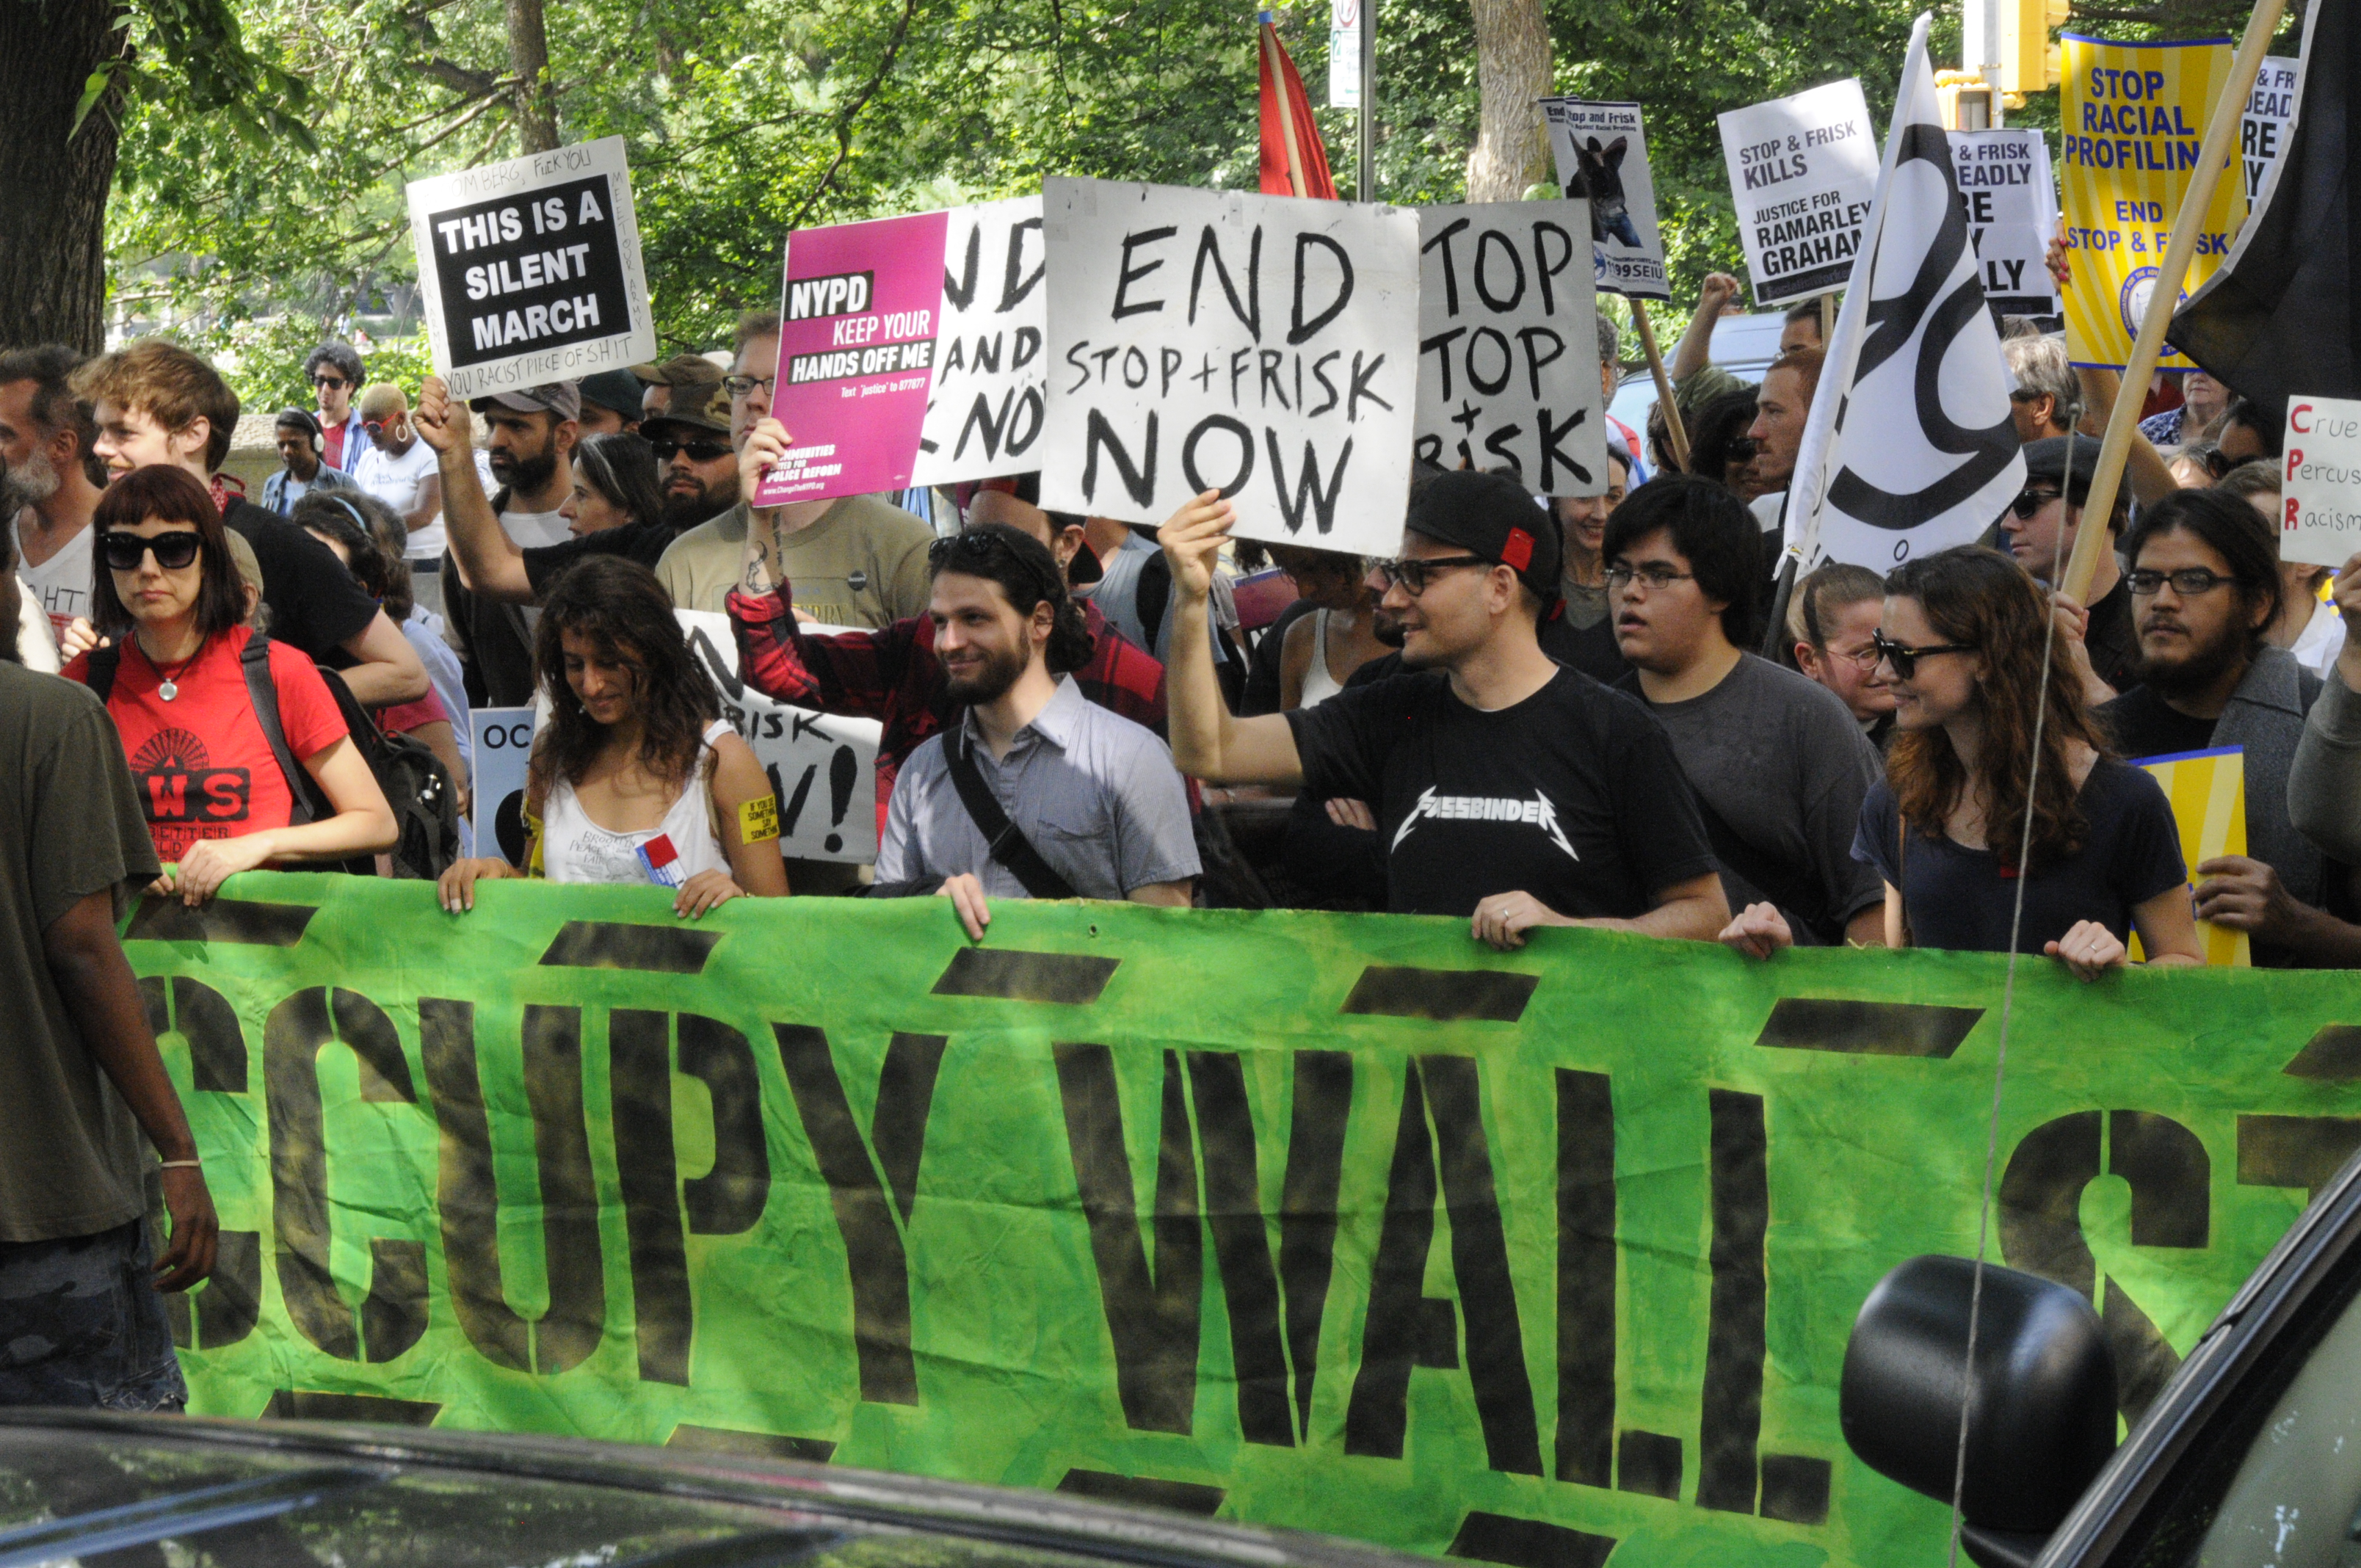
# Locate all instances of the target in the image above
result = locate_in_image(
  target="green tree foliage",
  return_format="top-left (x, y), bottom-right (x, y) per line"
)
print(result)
top-left (108, 0), bottom-right (1998, 377)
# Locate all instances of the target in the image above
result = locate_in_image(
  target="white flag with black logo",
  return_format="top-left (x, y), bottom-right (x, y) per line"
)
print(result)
top-left (1789, 12), bottom-right (2024, 576)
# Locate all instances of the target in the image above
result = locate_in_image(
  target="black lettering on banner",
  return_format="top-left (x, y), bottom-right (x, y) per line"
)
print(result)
top-left (1346, 1059), bottom-right (1543, 1476)
top-left (537, 920), bottom-right (722, 974)
top-left (144, 977), bottom-right (261, 1354)
top-left (418, 999), bottom-right (606, 1375)
top-left (2279, 1024), bottom-right (2361, 1081)
top-left (1555, 1070), bottom-right (1614, 1488)
top-left (126, 894), bottom-right (316, 946)
top-left (1999, 1111), bottom-right (2208, 1423)
top-left (1113, 227), bottom-right (1177, 318)
top-left (1279, 1050), bottom-right (1353, 1437)
top-left (773, 1024), bottom-right (932, 1406)
top-left (1341, 965), bottom-right (1537, 1023)
top-left (1183, 415), bottom-right (1256, 498)
top-left (1446, 1511), bottom-right (1617, 1568)
top-left (872, 1033), bottom-right (947, 1224)
top-left (680, 1013), bottom-right (772, 1233)
top-left (668, 1424), bottom-right (836, 1462)
top-left (264, 988), bottom-right (429, 1364)
top-left (609, 1009), bottom-right (692, 1385)
top-left (1473, 229), bottom-right (1527, 313)
top-left (1697, 1089), bottom-right (1766, 1513)
top-left (1617, 1431), bottom-right (1683, 1499)
top-left (1189, 227), bottom-right (1262, 339)
top-left (943, 222), bottom-right (984, 311)
top-left (1752, 998), bottom-right (1984, 1058)
top-left (2236, 1114), bottom-right (2361, 1199)
top-left (1056, 1044), bottom-right (1201, 1434)
top-left (1059, 1470), bottom-right (1227, 1516)
top-left (932, 947), bottom-right (1120, 1004)
top-left (1184, 1050), bottom-right (1293, 1447)
top-left (264, 1390), bottom-right (443, 1426)
top-left (1265, 433), bottom-right (1352, 537)
top-left (1082, 408), bottom-right (1159, 509)
top-left (1289, 233), bottom-right (1356, 345)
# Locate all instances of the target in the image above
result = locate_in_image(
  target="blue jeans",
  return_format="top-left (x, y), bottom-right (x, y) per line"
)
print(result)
top-left (0, 1219), bottom-right (187, 1410)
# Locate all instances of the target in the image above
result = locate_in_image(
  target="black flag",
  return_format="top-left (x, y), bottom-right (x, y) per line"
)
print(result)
top-left (2166, 0), bottom-right (2348, 421)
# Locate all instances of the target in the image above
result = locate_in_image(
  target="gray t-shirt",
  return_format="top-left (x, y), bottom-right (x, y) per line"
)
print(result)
top-left (1086, 531), bottom-right (1237, 666)
top-left (0, 664), bottom-right (163, 1241)
top-left (878, 676), bottom-right (1200, 901)
top-left (1618, 653), bottom-right (1885, 940)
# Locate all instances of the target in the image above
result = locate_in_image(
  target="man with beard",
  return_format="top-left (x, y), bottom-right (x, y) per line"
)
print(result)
top-left (871, 524), bottom-right (1198, 938)
top-left (1160, 468), bottom-right (1726, 951)
top-left (0, 346), bottom-right (106, 650)
top-left (1744, 346), bottom-right (1820, 538)
top-left (414, 380), bottom-right (579, 706)
top-left (2100, 488), bottom-right (2361, 967)
top-left (655, 311), bottom-right (933, 622)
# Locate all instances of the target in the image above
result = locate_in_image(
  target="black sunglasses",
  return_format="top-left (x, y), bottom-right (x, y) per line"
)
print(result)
top-left (1869, 628), bottom-right (1975, 678)
top-left (313, 374), bottom-right (349, 390)
top-left (101, 530), bottom-right (203, 572)
top-left (2009, 485), bottom-right (2064, 520)
top-left (653, 438), bottom-right (733, 463)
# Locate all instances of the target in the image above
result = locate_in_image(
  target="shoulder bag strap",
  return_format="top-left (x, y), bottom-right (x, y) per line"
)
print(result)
top-left (942, 724), bottom-right (1078, 900)
top-left (87, 644), bottom-right (120, 703)
top-left (240, 633), bottom-right (316, 827)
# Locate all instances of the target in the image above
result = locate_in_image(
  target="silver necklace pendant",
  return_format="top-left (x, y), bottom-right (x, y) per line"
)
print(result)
top-left (158, 679), bottom-right (178, 701)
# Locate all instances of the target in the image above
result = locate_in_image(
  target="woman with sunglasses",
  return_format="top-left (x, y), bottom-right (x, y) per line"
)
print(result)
top-left (1722, 546), bottom-right (2202, 979)
top-left (62, 466), bottom-right (398, 905)
top-left (435, 556), bottom-right (788, 918)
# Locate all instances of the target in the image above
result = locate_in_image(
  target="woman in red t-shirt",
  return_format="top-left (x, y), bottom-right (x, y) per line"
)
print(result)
top-left (64, 465), bottom-right (397, 904)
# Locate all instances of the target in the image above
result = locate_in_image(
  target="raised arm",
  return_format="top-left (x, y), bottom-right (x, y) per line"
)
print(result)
top-left (415, 378), bottom-right (535, 603)
top-left (1158, 492), bottom-right (1305, 785)
top-left (2072, 366), bottom-right (2176, 508)
top-left (1670, 272), bottom-right (1741, 383)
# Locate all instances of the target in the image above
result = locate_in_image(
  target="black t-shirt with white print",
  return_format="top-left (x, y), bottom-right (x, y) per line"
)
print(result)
top-left (1284, 666), bottom-right (1717, 918)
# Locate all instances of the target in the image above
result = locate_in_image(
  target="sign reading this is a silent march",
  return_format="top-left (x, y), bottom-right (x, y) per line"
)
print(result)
top-left (1040, 177), bottom-right (1420, 558)
top-left (1717, 79), bottom-right (1879, 306)
top-left (407, 137), bottom-right (655, 399)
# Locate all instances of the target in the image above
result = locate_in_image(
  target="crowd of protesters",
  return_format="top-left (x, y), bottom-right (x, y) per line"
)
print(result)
top-left (10, 272), bottom-right (2361, 1411)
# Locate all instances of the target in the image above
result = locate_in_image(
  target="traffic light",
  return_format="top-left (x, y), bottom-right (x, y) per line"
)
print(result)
top-left (1997, 0), bottom-right (2072, 101)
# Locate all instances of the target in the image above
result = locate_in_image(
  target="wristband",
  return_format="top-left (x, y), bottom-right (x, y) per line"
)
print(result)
top-left (159, 1160), bottom-right (202, 1170)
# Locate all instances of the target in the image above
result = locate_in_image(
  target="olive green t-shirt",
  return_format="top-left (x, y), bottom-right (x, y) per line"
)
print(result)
top-left (0, 664), bottom-right (162, 1241)
top-left (654, 495), bottom-right (935, 627)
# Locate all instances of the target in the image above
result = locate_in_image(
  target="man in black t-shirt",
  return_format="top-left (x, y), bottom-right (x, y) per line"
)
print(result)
top-left (1161, 469), bottom-right (1725, 950)
top-left (71, 340), bottom-right (427, 706)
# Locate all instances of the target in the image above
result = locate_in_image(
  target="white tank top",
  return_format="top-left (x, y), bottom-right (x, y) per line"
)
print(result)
top-left (540, 720), bottom-right (736, 887)
top-left (1299, 609), bottom-right (1346, 708)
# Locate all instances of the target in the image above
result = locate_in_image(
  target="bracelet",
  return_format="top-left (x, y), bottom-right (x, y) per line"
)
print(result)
top-left (159, 1159), bottom-right (202, 1170)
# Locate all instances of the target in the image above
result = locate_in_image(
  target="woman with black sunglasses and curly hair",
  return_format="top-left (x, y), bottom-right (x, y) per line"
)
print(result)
top-left (435, 556), bottom-right (788, 918)
top-left (1721, 545), bottom-right (2203, 979)
top-left (62, 466), bottom-right (397, 905)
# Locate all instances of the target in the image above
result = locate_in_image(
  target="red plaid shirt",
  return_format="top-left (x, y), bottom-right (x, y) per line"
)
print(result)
top-left (727, 587), bottom-right (1169, 830)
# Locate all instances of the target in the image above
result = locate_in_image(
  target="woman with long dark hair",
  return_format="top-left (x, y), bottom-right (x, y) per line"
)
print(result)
top-left (435, 556), bottom-right (788, 915)
top-left (62, 465), bottom-right (397, 904)
top-left (1722, 546), bottom-right (2202, 977)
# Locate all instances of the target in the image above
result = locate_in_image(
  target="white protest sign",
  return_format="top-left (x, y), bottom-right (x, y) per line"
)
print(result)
top-left (1330, 0), bottom-right (1362, 109)
top-left (1414, 202), bottom-right (1606, 493)
top-left (2242, 57), bottom-right (2301, 208)
top-left (1040, 177), bottom-right (1421, 557)
top-left (1539, 98), bottom-right (1670, 302)
top-left (1948, 129), bottom-right (2061, 316)
top-left (407, 137), bottom-right (656, 399)
top-left (1717, 80), bottom-right (1879, 307)
top-left (2281, 398), bottom-right (2361, 570)
top-left (470, 707), bottom-right (537, 865)
top-left (677, 611), bottom-right (883, 863)
top-left (912, 197), bottom-right (1048, 487)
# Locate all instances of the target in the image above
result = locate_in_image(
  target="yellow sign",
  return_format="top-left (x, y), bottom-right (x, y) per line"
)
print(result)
top-left (2133, 744), bottom-right (2251, 967)
top-left (737, 794), bottom-right (782, 844)
top-left (2060, 33), bottom-right (2246, 369)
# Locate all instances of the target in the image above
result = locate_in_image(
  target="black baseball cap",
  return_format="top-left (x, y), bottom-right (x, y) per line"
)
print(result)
top-left (580, 369), bottom-right (645, 420)
top-left (2021, 435), bottom-right (2106, 508)
top-left (1404, 469), bottom-right (1562, 599)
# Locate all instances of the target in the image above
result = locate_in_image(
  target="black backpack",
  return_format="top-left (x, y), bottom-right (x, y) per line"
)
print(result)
top-left (87, 633), bottom-right (460, 880)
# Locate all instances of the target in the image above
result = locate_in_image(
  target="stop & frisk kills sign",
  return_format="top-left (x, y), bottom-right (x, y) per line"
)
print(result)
top-left (1039, 178), bottom-right (1418, 557)
top-left (407, 137), bottom-right (655, 399)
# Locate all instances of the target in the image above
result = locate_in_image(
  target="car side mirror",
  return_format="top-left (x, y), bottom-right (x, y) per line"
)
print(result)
top-left (1840, 1255), bottom-right (2117, 1568)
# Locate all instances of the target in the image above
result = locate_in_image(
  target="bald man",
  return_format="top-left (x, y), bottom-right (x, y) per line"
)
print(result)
top-left (349, 382), bottom-right (443, 553)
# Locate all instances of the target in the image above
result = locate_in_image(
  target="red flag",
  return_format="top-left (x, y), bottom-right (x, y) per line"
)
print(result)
top-left (1258, 12), bottom-right (1338, 200)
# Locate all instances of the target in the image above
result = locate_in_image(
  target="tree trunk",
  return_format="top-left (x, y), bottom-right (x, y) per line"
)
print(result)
top-left (1463, 0), bottom-right (1552, 203)
top-left (504, 0), bottom-right (559, 153)
top-left (0, 0), bottom-right (125, 353)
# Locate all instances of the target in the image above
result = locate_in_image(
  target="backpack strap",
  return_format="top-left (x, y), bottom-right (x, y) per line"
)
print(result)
top-left (1135, 545), bottom-right (1172, 653)
top-left (943, 724), bottom-right (1078, 900)
top-left (240, 632), bottom-right (316, 827)
top-left (86, 644), bottom-right (120, 703)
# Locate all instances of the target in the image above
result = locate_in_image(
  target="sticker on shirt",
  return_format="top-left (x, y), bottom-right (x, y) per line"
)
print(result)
top-left (637, 832), bottom-right (686, 888)
top-left (130, 729), bottom-right (252, 828)
top-left (1391, 787), bottom-right (1578, 860)
top-left (846, 570), bottom-right (868, 594)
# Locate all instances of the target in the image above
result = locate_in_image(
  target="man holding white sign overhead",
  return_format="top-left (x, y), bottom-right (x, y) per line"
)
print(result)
top-left (1157, 470), bottom-right (1726, 951)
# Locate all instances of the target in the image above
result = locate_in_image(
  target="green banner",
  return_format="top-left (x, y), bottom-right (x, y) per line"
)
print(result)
top-left (128, 876), bottom-right (2361, 1568)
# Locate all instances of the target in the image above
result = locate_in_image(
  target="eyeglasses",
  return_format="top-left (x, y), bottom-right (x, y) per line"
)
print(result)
top-left (313, 375), bottom-right (349, 391)
top-left (1371, 554), bottom-right (1491, 595)
top-left (2008, 486), bottom-right (2064, 520)
top-left (653, 438), bottom-right (733, 463)
top-left (2127, 567), bottom-right (2237, 597)
top-left (1604, 562), bottom-right (1695, 592)
top-left (1821, 642), bottom-right (1885, 673)
top-left (1724, 437), bottom-right (1759, 462)
top-left (101, 531), bottom-right (203, 572)
top-left (723, 375), bottom-right (778, 398)
top-left (1870, 629), bottom-right (1976, 678)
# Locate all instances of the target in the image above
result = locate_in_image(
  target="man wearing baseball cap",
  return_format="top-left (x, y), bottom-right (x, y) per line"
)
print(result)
top-left (431, 381), bottom-right (579, 705)
top-left (629, 352), bottom-right (726, 423)
top-left (642, 380), bottom-right (744, 537)
top-left (577, 369), bottom-right (645, 436)
top-left (2002, 432), bottom-right (2139, 703)
top-left (1158, 469), bottom-right (1727, 950)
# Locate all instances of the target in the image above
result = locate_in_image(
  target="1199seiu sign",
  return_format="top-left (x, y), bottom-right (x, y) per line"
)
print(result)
top-left (408, 137), bottom-right (657, 398)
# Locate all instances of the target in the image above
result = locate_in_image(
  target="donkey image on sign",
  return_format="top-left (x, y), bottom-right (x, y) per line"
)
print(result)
top-left (1562, 136), bottom-right (1642, 248)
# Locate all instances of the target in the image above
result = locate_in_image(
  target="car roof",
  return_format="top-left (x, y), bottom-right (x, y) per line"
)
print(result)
top-left (0, 1412), bottom-right (1431, 1568)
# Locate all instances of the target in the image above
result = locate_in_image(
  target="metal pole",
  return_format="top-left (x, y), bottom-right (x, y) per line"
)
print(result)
top-left (1358, 0), bottom-right (1377, 199)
